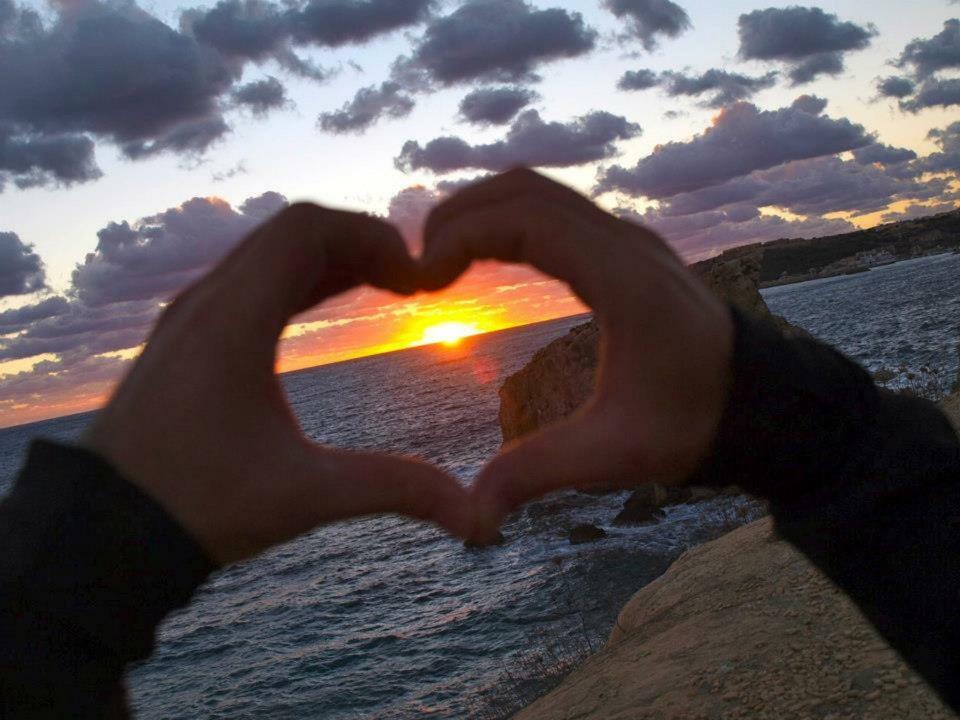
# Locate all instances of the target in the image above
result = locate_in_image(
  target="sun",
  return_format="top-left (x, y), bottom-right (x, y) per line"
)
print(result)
top-left (421, 321), bottom-right (481, 347)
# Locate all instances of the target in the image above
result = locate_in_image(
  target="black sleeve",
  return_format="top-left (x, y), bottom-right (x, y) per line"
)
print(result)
top-left (692, 307), bottom-right (960, 711)
top-left (0, 440), bottom-right (214, 718)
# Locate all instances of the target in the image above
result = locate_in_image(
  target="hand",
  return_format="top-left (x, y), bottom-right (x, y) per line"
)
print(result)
top-left (84, 203), bottom-right (473, 565)
top-left (420, 168), bottom-right (735, 543)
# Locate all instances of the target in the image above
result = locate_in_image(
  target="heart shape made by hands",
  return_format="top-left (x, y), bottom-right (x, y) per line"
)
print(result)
top-left (83, 168), bottom-right (734, 566)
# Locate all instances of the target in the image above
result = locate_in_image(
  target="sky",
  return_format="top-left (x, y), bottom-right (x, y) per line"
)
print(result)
top-left (1, 0), bottom-right (959, 427)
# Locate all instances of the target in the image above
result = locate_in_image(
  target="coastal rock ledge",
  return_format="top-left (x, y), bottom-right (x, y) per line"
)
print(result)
top-left (516, 518), bottom-right (955, 720)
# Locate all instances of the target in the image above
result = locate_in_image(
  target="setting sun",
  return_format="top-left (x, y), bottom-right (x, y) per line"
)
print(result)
top-left (421, 322), bottom-right (481, 347)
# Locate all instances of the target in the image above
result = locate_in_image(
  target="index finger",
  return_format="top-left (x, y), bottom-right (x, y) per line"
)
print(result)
top-left (195, 202), bottom-right (418, 336)
top-left (420, 168), bottom-right (656, 313)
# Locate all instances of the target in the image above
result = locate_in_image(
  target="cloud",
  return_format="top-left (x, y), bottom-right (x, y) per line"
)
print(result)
top-left (287, 0), bottom-right (436, 47)
top-left (0, 124), bottom-right (101, 190)
top-left (617, 68), bottom-right (659, 91)
top-left (0, 232), bottom-right (45, 297)
top-left (597, 99), bottom-right (871, 199)
top-left (211, 160), bottom-right (248, 182)
top-left (396, 109), bottom-right (640, 174)
top-left (659, 68), bottom-right (778, 107)
top-left (619, 204), bottom-right (856, 260)
top-left (395, 0), bottom-right (596, 85)
top-left (654, 153), bottom-right (946, 221)
top-left (71, 192), bottom-right (287, 307)
top-left (853, 143), bottom-right (917, 165)
top-left (318, 81), bottom-right (414, 133)
top-left (900, 77), bottom-right (960, 112)
top-left (187, 0), bottom-right (434, 64)
top-left (458, 86), bottom-right (538, 125)
top-left (602, 0), bottom-right (691, 50)
top-left (896, 19), bottom-right (960, 78)
top-left (384, 185), bottom-right (442, 249)
top-left (0, 296), bottom-right (69, 333)
top-left (0, 0), bottom-right (441, 187)
top-left (737, 6), bottom-right (875, 85)
top-left (875, 75), bottom-right (916, 99)
top-left (0, 189), bottom-right (286, 371)
top-left (0, 0), bottom-right (237, 166)
top-left (187, 0), bottom-right (290, 62)
top-left (232, 76), bottom-right (289, 116)
top-left (880, 201), bottom-right (958, 223)
top-left (916, 121), bottom-right (960, 175)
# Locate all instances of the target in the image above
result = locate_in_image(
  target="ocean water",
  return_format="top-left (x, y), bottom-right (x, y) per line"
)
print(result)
top-left (0, 251), bottom-right (957, 718)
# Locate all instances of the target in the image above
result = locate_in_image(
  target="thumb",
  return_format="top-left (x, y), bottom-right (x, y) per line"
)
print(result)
top-left (469, 409), bottom-right (638, 543)
top-left (306, 446), bottom-right (476, 541)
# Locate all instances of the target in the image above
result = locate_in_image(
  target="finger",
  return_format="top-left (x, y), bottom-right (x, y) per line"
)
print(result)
top-left (421, 193), bottom-right (616, 312)
top-left (205, 203), bottom-right (418, 333)
top-left (468, 410), bottom-right (639, 543)
top-left (423, 167), bottom-right (602, 250)
top-left (420, 168), bottom-right (662, 312)
top-left (301, 445), bottom-right (476, 540)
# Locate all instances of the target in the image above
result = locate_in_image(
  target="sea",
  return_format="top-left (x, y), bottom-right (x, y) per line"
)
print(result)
top-left (1, 251), bottom-right (958, 719)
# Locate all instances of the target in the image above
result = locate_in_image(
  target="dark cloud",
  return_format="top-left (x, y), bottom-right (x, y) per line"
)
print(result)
top-left (0, 0), bottom-right (237, 166)
top-left (659, 68), bottom-right (777, 107)
top-left (396, 109), bottom-right (639, 174)
top-left (72, 192), bottom-right (286, 307)
top-left (288, 0), bottom-right (435, 46)
top-left (896, 19), bottom-right (960, 78)
top-left (0, 124), bottom-right (100, 190)
top-left (188, 0), bottom-right (289, 61)
top-left (597, 100), bottom-right (871, 199)
top-left (738, 6), bottom-right (875, 85)
top-left (0, 0), bottom-right (439, 186)
top-left (232, 76), bottom-right (289, 116)
top-left (0, 232), bottom-right (45, 297)
top-left (876, 75), bottom-right (916, 99)
top-left (318, 81), bottom-right (414, 133)
top-left (602, 0), bottom-right (691, 50)
top-left (786, 50), bottom-right (844, 85)
top-left (187, 0), bottom-right (432, 71)
top-left (0, 296), bottom-right (69, 334)
top-left (458, 86), bottom-right (538, 125)
top-left (0, 190), bottom-right (286, 374)
top-left (900, 77), bottom-right (960, 112)
top-left (395, 0), bottom-right (596, 85)
top-left (617, 68), bottom-right (659, 91)
top-left (211, 160), bottom-right (248, 182)
top-left (853, 143), bottom-right (917, 165)
top-left (916, 121), bottom-right (960, 175)
top-left (790, 93), bottom-right (828, 114)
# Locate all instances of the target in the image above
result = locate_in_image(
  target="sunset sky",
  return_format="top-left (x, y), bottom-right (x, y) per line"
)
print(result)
top-left (1, 0), bottom-right (959, 427)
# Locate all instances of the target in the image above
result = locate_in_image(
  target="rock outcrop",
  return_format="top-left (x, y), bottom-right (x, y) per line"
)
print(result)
top-left (515, 518), bottom-right (955, 720)
top-left (567, 523), bottom-right (607, 545)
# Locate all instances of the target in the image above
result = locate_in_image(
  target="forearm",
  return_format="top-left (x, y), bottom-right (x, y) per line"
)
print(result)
top-left (693, 308), bottom-right (960, 710)
top-left (0, 441), bottom-right (214, 717)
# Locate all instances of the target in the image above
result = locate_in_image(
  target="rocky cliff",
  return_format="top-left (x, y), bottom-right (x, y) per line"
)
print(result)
top-left (515, 518), bottom-right (956, 720)
top-left (498, 251), bottom-right (783, 443)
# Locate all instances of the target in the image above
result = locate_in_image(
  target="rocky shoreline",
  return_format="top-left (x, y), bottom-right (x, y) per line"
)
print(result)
top-left (514, 516), bottom-right (957, 720)
top-left (497, 246), bottom-right (960, 718)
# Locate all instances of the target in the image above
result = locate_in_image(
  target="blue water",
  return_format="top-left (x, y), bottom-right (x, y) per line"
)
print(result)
top-left (0, 251), bottom-right (957, 718)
